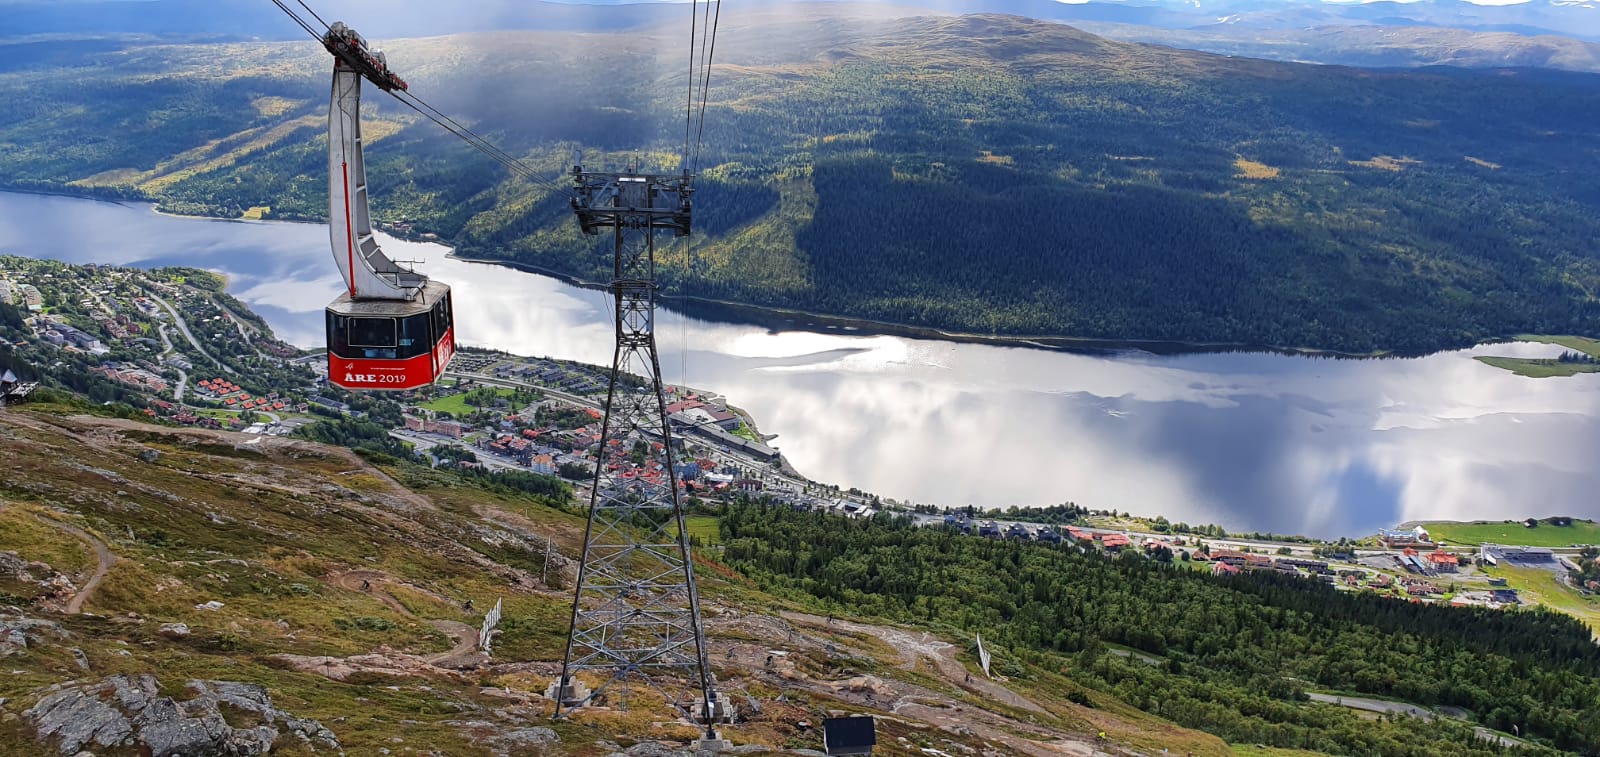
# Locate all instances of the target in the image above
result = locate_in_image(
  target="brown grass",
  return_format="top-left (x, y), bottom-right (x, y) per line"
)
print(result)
top-left (251, 96), bottom-right (304, 118)
top-left (1233, 157), bottom-right (1280, 180)
top-left (977, 150), bottom-right (1015, 165)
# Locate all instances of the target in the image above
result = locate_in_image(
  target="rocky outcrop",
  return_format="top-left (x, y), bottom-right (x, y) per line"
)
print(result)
top-left (450, 721), bottom-right (561, 756)
top-left (271, 649), bottom-right (469, 682)
top-left (25, 674), bottom-right (341, 756)
top-left (0, 552), bottom-right (76, 609)
top-left (0, 609), bottom-right (68, 656)
top-left (835, 675), bottom-right (895, 698)
top-left (446, 719), bottom-right (561, 754)
top-left (612, 743), bottom-right (695, 757)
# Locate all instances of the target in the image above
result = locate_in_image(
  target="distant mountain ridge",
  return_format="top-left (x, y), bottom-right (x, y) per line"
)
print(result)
top-left (1076, 21), bottom-right (1600, 73)
top-left (816, 0), bottom-right (1600, 42)
top-left (4, 0), bottom-right (1599, 42)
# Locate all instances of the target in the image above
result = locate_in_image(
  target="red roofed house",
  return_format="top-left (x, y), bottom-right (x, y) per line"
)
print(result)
top-left (666, 399), bottom-right (707, 415)
top-left (1212, 561), bottom-right (1241, 576)
top-left (1212, 549), bottom-right (1274, 567)
top-left (1100, 533), bottom-right (1131, 550)
top-left (1427, 551), bottom-right (1459, 573)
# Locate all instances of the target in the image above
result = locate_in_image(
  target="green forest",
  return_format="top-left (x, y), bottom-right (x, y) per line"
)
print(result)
top-left (2, 13), bottom-right (1599, 351)
top-left (718, 503), bottom-right (1598, 755)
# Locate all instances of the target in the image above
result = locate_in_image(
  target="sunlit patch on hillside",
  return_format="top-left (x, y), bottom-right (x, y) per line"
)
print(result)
top-left (139, 115), bottom-right (323, 193)
top-left (977, 150), bottom-right (1014, 166)
top-left (820, 131), bottom-right (874, 146)
top-left (1233, 157), bottom-right (1280, 180)
top-left (240, 206), bottom-right (272, 220)
top-left (71, 167), bottom-right (144, 187)
top-left (1350, 155), bottom-right (1422, 172)
top-left (357, 119), bottom-right (407, 143)
top-left (251, 96), bottom-right (304, 119)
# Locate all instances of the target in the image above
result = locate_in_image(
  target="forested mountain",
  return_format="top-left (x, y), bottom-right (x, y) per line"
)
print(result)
top-left (1076, 22), bottom-right (1600, 73)
top-left (3, 10), bottom-right (1600, 351)
top-left (7, 0), bottom-right (1599, 43)
top-left (721, 502), bottom-right (1599, 754)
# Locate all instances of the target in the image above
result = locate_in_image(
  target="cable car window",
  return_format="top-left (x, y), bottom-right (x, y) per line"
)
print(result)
top-left (347, 317), bottom-right (397, 348)
top-left (431, 293), bottom-right (452, 337)
top-left (326, 311), bottom-right (349, 354)
top-left (398, 313), bottom-right (432, 359)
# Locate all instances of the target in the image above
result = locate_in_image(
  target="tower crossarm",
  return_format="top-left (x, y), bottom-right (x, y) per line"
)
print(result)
top-left (570, 168), bottom-right (693, 238)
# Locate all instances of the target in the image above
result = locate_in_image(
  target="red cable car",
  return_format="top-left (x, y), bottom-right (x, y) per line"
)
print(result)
top-left (322, 24), bottom-right (454, 391)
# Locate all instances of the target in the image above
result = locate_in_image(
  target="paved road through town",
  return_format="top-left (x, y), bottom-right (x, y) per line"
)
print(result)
top-left (156, 324), bottom-right (189, 402)
top-left (146, 289), bottom-right (235, 375)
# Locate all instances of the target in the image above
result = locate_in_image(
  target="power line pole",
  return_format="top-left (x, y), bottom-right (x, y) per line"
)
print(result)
top-left (551, 161), bottom-right (727, 742)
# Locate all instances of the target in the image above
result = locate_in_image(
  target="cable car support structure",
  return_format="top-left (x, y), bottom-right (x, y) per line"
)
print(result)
top-left (270, 0), bottom-right (731, 742)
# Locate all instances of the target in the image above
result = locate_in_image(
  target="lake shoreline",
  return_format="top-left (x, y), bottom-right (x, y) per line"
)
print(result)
top-left (5, 187), bottom-right (1598, 537)
top-left (0, 187), bottom-right (1511, 361)
top-left (447, 251), bottom-right (1447, 361)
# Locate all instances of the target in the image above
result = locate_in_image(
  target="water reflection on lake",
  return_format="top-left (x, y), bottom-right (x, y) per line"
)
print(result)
top-left (4, 191), bottom-right (1598, 538)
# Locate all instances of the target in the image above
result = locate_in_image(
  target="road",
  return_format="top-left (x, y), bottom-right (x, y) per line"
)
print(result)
top-left (443, 370), bottom-right (600, 412)
top-left (1306, 693), bottom-right (1524, 748)
top-left (222, 308), bottom-right (255, 344)
top-left (331, 570), bottom-right (480, 666)
top-left (34, 516), bottom-right (116, 614)
top-left (389, 428), bottom-right (525, 473)
top-left (156, 324), bottom-right (189, 402)
top-left (146, 289), bottom-right (235, 375)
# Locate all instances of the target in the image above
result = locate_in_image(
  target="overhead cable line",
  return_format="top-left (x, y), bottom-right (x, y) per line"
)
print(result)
top-left (691, 0), bottom-right (722, 174)
top-left (292, 0), bottom-right (330, 31)
top-left (267, 0), bottom-right (575, 200)
top-left (268, 0), bottom-right (322, 39)
top-left (391, 90), bottom-right (576, 199)
top-left (683, 0), bottom-right (700, 173)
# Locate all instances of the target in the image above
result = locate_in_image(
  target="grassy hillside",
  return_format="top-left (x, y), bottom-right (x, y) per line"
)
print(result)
top-left (1424, 519), bottom-right (1600, 547)
top-left (4, 11), bottom-right (1600, 352)
top-left (0, 405), bottom-right (1583, 756)
top-left (0, 408), bottom-right (1258, 756)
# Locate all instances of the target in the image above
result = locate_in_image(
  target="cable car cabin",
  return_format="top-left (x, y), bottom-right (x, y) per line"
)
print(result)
top-left (325, 281), bottom-right (455, 391)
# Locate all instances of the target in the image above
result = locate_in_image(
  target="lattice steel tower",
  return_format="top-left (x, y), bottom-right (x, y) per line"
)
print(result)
top-left (552, 163), bottom-right (724, 737)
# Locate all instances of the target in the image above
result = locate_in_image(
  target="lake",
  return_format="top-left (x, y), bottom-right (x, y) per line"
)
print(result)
top-left (4, 190), bottom-right (1597, 539)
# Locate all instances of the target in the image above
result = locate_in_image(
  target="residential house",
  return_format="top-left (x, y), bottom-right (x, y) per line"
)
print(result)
top-left (1099, 533), bottom-right (1131, 551)
top-left (1426, 551), bottom-right (1459, 573)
